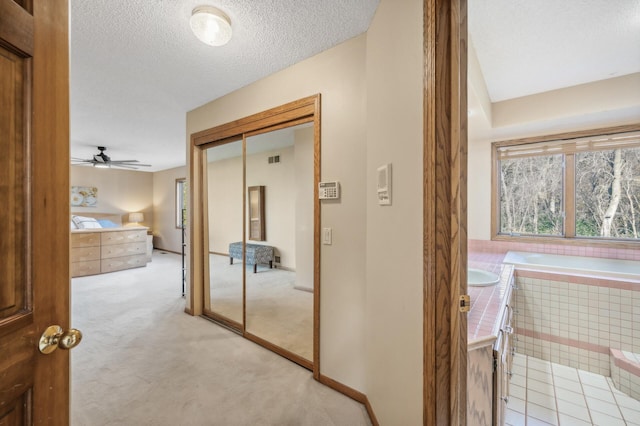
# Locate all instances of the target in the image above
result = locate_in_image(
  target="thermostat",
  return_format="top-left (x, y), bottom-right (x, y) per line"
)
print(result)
top-left (319, 181), bottom-right (340, 199)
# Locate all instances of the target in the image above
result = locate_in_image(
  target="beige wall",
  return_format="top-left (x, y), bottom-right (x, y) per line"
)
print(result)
top-left (71, 165), bottom-right (189, 252)
top-left (152, 165), bottom-right (187, 252)
top-left (186, 1), bottom-right (425, 421)
top-left (187, 34), bottom-right (368, 392)
top-left (71, 165), bottom-right (153, 227)
top-left (246, 146), bottom-right (296, 269)
top-left (294, 127), bottom-right (314, 290)
top-left (205, 145), bottom-right (299, 270)
top-left (203, 129), bottom-right (313, 291)
top-left (365, 0), bottom-right (424, 423)
top-left (206, 151), bottom-right (244, 254)
top-left (493, 73), bottom-right (640, 129)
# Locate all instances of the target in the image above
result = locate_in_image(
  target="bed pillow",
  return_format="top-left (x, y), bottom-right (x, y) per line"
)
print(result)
top-left (72, 215), bottom-right (102, 229)
top-left (97, 219), bottom-right (118, 228)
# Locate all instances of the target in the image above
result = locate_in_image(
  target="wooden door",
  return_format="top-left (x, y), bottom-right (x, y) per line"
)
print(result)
top-left (0, 0), bottom-right (71, 424)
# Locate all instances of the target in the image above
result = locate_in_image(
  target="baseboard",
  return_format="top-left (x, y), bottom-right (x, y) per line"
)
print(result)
top-left (245, 332), bottom-right (313, 371)
top-left (156, 248), bottom-right (181, 255)
top-left (318, 374), bottom-right (379, 426)
top-left (364, 397), bottom-right (379, 426)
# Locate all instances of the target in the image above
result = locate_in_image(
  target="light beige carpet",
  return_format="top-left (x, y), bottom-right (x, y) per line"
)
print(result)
top-left (71, 251), bottom-right (370, 426)
top-left (208, 253), bottom-right (313, 361)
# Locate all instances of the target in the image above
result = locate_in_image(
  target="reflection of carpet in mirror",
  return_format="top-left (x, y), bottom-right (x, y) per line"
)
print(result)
top-left (209, 254), bottom-right (313, 361)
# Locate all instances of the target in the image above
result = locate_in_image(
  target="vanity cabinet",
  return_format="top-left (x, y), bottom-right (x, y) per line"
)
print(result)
top-left (494, 284), bottom-right (515, 425)
top-left (467, 266), bottom-right (516, 426)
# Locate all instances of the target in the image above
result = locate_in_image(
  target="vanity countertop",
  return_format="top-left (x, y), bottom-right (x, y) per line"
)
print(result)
top-left (467, 262), bottom-right (514, 348)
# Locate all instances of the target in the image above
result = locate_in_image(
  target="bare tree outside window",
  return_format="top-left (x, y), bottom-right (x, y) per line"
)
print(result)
top-left (499, 155), bottom-right (564, 236)
top-left (496, 131), bottom-right (640, 242)
top-left (576, 147), bottom-right (640, 239)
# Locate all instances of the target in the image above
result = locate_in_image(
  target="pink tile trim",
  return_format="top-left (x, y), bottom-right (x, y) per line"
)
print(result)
top-left (515, 269), bottom-right (640, 290)
top-left (469, 239), bottom-right (640, 261)
top-left (516, 327), bottom-right (609, 355)
top-left (611, 348), bottom-right (640, 376)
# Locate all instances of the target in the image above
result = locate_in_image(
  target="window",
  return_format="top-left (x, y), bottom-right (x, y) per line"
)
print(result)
top-left (499, 154), bottom-right (564, 236)
top-left (176, 178), bottom-right (187, 228)
top-left (575, 147), bottom-right (640, 239)
top-left (493, 127), bottom-right (640, 243)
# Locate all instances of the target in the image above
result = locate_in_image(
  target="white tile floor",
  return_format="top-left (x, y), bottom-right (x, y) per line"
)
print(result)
top-left (505, 354), bottom-right (640, 426)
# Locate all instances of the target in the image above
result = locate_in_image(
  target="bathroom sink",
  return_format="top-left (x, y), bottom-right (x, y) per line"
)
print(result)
top-left (468, 268), bottom-right (500, 287)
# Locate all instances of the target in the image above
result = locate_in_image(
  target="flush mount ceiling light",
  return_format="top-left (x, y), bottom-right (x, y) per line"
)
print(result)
top-left (190, 6), bottom-right (232, 47)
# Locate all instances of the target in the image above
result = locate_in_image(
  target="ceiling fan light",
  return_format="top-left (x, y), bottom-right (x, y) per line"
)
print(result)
top-left (190, 6), bottom-right (232, 47)
top-left (93, 163), bottom-right (110, 169)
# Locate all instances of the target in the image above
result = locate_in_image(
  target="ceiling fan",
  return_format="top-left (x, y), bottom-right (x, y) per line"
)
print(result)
top-left (71, 146), bottom-right (151, 170)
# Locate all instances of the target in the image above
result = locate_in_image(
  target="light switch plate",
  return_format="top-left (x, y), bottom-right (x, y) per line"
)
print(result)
top-left (323, 227), bottom-right (332, 245)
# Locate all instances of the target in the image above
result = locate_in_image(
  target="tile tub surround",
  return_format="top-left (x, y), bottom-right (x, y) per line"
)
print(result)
top-left (468, 239), bottom-right (640, 262)
top-left (611, 349), bottom-right (640, 400)
top-left (513, 269), bottom-right (640, 379)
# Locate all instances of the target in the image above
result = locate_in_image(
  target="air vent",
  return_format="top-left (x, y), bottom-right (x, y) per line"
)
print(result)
top-left (268, 155), bottom-right (281, 164)
top-left (274, 255), bottom-right (281, 263)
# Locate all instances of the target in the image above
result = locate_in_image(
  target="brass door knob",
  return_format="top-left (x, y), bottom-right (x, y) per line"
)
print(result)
top-left (39, 325), bottom-right (83, 354)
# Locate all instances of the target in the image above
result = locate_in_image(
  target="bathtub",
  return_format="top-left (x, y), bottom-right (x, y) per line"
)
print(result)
top-left (503, 251), bottom-right (640, 282)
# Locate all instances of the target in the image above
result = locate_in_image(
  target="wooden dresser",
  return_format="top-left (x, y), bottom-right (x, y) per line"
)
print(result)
top-left (71, 227), bottom-right (149, 277)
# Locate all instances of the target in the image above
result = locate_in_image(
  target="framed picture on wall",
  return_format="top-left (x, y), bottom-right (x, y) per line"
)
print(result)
top-left (71, 186), bottom-right (98, 207)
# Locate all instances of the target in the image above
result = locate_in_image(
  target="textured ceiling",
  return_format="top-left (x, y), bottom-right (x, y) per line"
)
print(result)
top-left (468, 0), bottom-right (640, 102)
top-left (70, 0), bottom-right (640, 172)
top-left (70, 0), bottom-right (379, 171)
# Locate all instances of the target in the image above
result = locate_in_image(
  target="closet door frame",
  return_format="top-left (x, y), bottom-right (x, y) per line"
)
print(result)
top-left (189, 94), bottom-right (321, 376)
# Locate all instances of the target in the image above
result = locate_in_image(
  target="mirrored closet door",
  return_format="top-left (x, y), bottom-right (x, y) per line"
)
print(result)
top-left (203, 139), bottom-right (244, 327)
top-left (194, 95), bottom-right (320, 372)
top-left (244, 124), bottom-right (315, 363)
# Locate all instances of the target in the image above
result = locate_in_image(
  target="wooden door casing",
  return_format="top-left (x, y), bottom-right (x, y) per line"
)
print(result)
top-left (424, 0), bottom-right (468, 424)
top-left (0, 0), bottom-right (70, 424)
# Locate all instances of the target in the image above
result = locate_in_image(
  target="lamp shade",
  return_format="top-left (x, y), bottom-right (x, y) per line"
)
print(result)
top-left (190, 6), bottom-right (232, 46)
top-left (129, 212), bottom-right (144, 223)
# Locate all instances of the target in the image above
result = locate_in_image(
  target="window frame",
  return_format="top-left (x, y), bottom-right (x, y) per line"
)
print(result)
top-left (491, 124), bottom-right (640, 248)
top-left (176, 178), bottom-right (187, 229)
